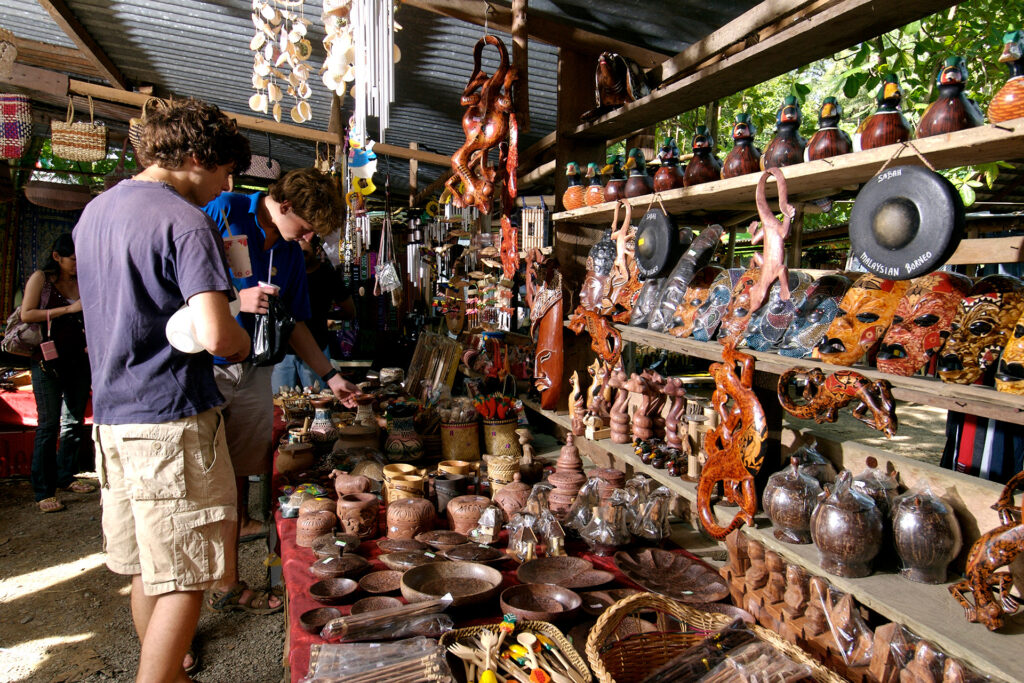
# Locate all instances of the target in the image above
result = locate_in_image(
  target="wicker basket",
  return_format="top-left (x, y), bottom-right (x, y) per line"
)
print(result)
top-left (440, 420), bottom-right (481, 461)
top-left (51, 96), bottom-right (107, 162)
top-left (0, 93), bottom-right (31, 160)
top-left (440, 619), bottom-right (592, 682)
top-left (128, 97), bottom-right (165, 160)
top-left (483, 417), bottom-right (522, 458)
top-left (585, 592), bottom-right (845, 683)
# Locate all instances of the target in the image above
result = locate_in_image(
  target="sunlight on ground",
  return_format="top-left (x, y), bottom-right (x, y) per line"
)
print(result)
top-left (0, 552), bottom-right (106, 599)
top-left (0, 632), bottom-right (93, 679)
top-left (119, 582), bottom-right (132, 596)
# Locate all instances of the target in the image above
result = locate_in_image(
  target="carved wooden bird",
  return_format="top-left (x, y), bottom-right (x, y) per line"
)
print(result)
top-left (581, 52), bottom-right (650, 121)
top-left (989, 30), bottom-right (1024, 123)
top-left (806, 97), bottom-right (853, 161)
top-left (917, 56), bottom-right (984, 137)
top-left (762, 95), bottom-right (807, 170)
top-left (855, 73), bottom-right (912, 151)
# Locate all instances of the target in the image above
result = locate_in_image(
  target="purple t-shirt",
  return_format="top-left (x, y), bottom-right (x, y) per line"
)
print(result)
top-left (73, 180), bottom-right (234, 424)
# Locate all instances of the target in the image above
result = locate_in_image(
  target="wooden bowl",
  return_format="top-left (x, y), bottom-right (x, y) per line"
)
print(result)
top-left (358, 570), bottom-right (404, 595)
top-left (500, 583), bottom-right (582, 622)
top-left (378, 550), bottom-right (446, 572)
top-left (311, 532), bottom-right (361, 559)
top-left (376, 538), bottom-right (430, 553)
top-left (299, 606), bottom-right (341, 634)
top-left (415, 530), bottom-right (469, 550)
top-left (308, 553), bottom-right (370, 579)
top-left (350, 596), bottom-right (403, 614)
top-left (401, 561), bottom-right (503, 607)
top-left (308, 578), bottom-right (360, 605)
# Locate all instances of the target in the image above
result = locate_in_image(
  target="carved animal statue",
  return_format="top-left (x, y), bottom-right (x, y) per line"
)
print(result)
top-left (949, 470), bottom-right (1024, 630)
top-left (608, 366), bottom-right (631, 444)
top-left (568, 305), bottom-right (622, 366)
top-left (608, 200), bottom-right (642, 322)
top-left (446, 35), bottom-right (518, 214)
top-left (777, 367), bottom-right (898, 438)
top-left (581, 51), bottom-right (650, 120)
top-left (586, 358), bottom-right (612, 419)
top-left (567, 370), bottom-right (581, 423)
top-left (698, 340), bottom-right (767, 540)
top-left (748, 167), bottom-right (795, 313)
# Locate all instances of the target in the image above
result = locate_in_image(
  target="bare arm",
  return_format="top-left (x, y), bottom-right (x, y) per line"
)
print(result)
top-left (188, 291), bottom-right (251, 361)
top-left (20, 271), bottom-right (82, 323)
top-left (289, 321), bottom-right (361, 406)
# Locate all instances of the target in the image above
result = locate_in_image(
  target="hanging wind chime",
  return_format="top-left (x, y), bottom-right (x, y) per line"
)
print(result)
top-left (248, 0), bottom-right (314, 123)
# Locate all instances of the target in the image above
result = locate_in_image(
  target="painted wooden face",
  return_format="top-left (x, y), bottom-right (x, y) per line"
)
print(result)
top-left (670, 265), bottom-right (724, 338)
top-left (717, 267), bottom-right (762, 344)
top-left (743, 271), bottom-right (814, 351)
top-left (779, 274), bottom-right (852, 358)
top-left (692, 269), bottom-right (743, 342)
top-left (996, 311), bottom-right (1024, 394)
top-left (813, 274), bottom-right (909, 366)
top-left (877, 272), bottom-right (972, 377)
top-left (938, 275), bottom-right (1024, 385)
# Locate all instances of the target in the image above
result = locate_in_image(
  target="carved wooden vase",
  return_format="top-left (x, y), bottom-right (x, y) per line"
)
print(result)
top-left (492, 473), bottom-right (532, 521)
top-left (764, 457), bottom-right (823, 544)
top-left (336, 492), bottom-right (380, 540)
top-left (384, 404), bottom-right (423, 463)
top-left (892, 492), bottom-right (962, 584)
top-left (332, 472), bottom-right (373, 496)
top-left (446, 494), bottom-right (492, 534)
top-left (385, 497), bottom-right (435, 540)
top-left (308, 398), bottom-right (340, 449)
top-left (296, 510), bottom-right (337, 547)
top-left (811, 470), bottom-right (883, 578)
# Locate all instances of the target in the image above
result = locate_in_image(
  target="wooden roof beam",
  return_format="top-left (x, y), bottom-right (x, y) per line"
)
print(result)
top-left (12, 36), bottom-right (104, 81)
top-left (35, 0), bottom-right (129, 89)
top-left (402, 0), bottom-right (669, 68)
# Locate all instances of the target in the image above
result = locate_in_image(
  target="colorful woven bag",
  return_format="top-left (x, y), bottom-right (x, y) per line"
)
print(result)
top-left (0, 93), bottom-right (32, 160)
top-left (51, 95), bottom-right (107, 162)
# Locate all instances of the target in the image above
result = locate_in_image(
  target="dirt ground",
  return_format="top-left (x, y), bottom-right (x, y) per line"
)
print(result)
top-left (0, 481), bottom-right (284, 683)
top-left (0, 402), bottom-right (948, 683)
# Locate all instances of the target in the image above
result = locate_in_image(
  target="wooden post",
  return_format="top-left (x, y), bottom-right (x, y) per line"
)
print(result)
top-left (409, 142), bottom-right (419, 207)
top-left (726, 224), bottom-right (737, 268)
top-left (788, 206), bottom-right (804, 268)
top-left (511, 0), bottom-right (529, 133)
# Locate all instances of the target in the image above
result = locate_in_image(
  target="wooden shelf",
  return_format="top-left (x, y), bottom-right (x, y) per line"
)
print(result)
top-left (554, 117), bottom-right (1024, 225)
top-left (614, 324), bottom-right (1024, 426)
top-left (522, 397), bottom-right (1024, 683)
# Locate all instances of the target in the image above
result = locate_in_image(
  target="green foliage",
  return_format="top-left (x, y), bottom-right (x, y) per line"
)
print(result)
top-left (635, 0), bottom-right (1016, 225)
top-left (32, 138), bottom-right (136, 190)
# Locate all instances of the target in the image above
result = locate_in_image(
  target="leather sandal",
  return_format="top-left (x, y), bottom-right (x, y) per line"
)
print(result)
top-left (206, 581), bottom-right (283, 615)
top-left (38, 497), bottom-right (65, 513)
top-left (64, 480), bottom-right (97, 494)
top-left (184, 648), bottom-right (200, 676)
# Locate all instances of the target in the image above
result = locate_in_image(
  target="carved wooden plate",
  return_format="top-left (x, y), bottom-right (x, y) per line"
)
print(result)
top-left (442, 544), bottom-right (507, 564)
top-left (516, 556), bottom-right (614, 589)
top-left (614, 548), bottom-right (730, 603)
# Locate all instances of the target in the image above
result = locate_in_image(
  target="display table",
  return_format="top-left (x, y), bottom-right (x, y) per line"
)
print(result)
top-left (0, 387), bottom-right (94, 477)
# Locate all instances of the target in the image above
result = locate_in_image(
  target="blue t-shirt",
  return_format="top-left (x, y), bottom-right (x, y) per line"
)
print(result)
top-left (73, 180), bottom-right (234, 424)
top-left (203, 192), bottom-right (311, 365)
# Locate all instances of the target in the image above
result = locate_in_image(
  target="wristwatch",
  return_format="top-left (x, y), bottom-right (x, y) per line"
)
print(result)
top-left (321, 368), bottom-right (339, 383)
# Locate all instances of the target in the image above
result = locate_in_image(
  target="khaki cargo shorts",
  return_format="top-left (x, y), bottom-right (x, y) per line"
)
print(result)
top-left (94, 408), bottom-right (237, 596)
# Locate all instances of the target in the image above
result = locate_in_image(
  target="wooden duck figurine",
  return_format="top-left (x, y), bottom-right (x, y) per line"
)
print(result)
top-left (584, 162), bottom-right (606, 206)
top-left (653, 138), bottom-right (685, 192)
top-left (855, 73), bottom-right (912, 151)
top-left (602, 154), bottom-right (626, 203)
top-left (623, 147), bottom-right (653, 199)
top-left (582, 51), bottom-right (651, 121)
top-left (722, 113), bottom-right (762, 179)
top-left (990, 30), bottom-right (1024, 123)
top-left (683, 125), bottom-right (722, 186)
top-left (761, 95), bottom-right (807, 170)
top-left (917, 56), bottom-right (985, 137)
top-left (562, 161), bottom-right (585, 211)
top-left (805, 97), bottom-right (853, 161)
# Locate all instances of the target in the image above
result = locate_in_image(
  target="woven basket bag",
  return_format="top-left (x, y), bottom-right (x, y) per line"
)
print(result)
top-left (0, 93), bottom-right (32, 160)
top-left (51, 96), bottom-right (107, 162)
top-left (128, 97), bottom-right (165, 159)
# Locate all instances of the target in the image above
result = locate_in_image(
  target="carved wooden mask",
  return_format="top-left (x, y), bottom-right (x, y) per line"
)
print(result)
top-left (813, 274), bottom-right (909, 366)
top-left (718, 267), bottom-right (762, 344)
top-left (779, 274), bottom-right (853, 358)
top-left (996, 310), bottom-right (1024, 394)
top-left (692, 268), bottom-right (744, 342)
top-left (877, 272), bottom-right (972, 377)
top-left (670, 265), bottom-right (724, 338)
top-left (580, 228), bottom-right (617, 311)
top-left (743, 270), bottom-right (814, 351)
top-left (938, 274), bottom-right (1024, 385)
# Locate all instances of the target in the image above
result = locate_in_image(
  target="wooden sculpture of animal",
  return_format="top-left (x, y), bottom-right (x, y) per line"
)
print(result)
top-left (777, 367), bottom-right (898, 438)
top-left (683, 125), bottom-right (722, 187)
top-left (855, 73), bottom-right (912, 151)
top-left (568, 306), bottom-right (622, 366)
top-left (916, 56), bottom-right (984, 137)
top-left (698, 340), bottom-right (766, 540)
top-left (989, 30), bottom-right (1024, 123)
top-left (584, 162), bottom-right (606, 206)
top-left (805, 97), bottom-right (853, 161)
top-left (653, 138), bottom-right (685, 192)
top-left (581, 51), bottom-right (651, 121)
top-left (446, 35), bottom-right (518, 214)
top-left (602, 154), bottom-right (627, 203)
top-left (623, 147), bottom-right (653, 199)
top-left (562, 161), bottom-right (585, 211)
top-left (747, 167), bottom-right (794, 313)
top-left (949, 470), bottom-right (1024, 630)
top-left (722, 113), bottom-right (762, 179)
top-left (608, 202), bottom-right (642, 323)
top-left (761, 95), bottom-right (806, 170)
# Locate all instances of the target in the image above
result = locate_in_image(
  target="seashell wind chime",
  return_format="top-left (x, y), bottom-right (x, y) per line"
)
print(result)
top-left (248, 0), bottom-right (314, 123)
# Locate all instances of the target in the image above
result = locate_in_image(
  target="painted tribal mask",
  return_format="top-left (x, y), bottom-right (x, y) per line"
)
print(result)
top-left (779, 274), bottom-right (852, 358)
top-left (938, 274), bottom-right (1024, 385)
top-left (876, 272), bottom-right (972, 377)
top-left (813, 274), bottom-right (909, 366)
top-left (691, 268), bottom-right (744, 342)
top-left (717, 267), bottom-right (762, 344)
top-left (580, 228), bottom-right (616, 312)
top-left (996, 310), bottom-right (1024, 394)
top-left (742, 270), bottom-right (814, 351)
top-left (669, 265), bottom-right (724, 338)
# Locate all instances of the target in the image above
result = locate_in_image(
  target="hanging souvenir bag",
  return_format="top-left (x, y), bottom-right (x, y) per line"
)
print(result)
top-left (374, 182), bottom-right (402, 297)
top-left (0, 93), bottom-right (32, 160)
top-left (242, 133), bottom-right (281, 180)
top-left (51, 96), bottom-right (107, 162)
top-left (128, 97), bottom-right (165, 159)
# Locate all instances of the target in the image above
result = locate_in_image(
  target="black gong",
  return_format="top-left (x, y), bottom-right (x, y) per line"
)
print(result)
top-left (635, 208), bottom-right (687, 279)
top-left (849, 165), bottom-right (965, 280)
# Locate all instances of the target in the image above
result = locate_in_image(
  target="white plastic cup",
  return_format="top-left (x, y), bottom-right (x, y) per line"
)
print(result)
top-left (224, 234), bottom-right (253, 278)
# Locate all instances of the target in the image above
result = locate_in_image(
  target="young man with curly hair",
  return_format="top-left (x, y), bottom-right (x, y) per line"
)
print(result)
top-left (74, 97), bottom-right (252, 682)
top-left (201, 167), bottom-right (361, 617)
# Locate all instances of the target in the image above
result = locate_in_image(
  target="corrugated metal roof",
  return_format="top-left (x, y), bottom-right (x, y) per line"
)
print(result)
top-left (1, 0), bottom-right (757, 197)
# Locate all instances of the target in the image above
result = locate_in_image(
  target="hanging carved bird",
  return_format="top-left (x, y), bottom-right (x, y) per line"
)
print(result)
top-left (989, 30), bottom-right (1024, 123)
top-left (581, 52), bottom-right (651, 121)
top-left (762, 95), bottom-right (807, 170)
top-left (854, 73), bottom-right (912, 151)
top-left (602, 154), bottom-right (627, 203)
top-left (584, 162), bottom-right (606, 206)
top-left (562, 161), bottom-right (585, 211)
top-left (623, 147), bottom-right (654, 199)
top-left (722, 113), bottom-right (762, 179)
top-left (806, 97), bottom-right (853, 161)
top-left (653, 138), bottom-right (685, 192)
top-left (683, 125), bottom-right (722, 187)
top-left (917, 56), bottom-right (985, 137)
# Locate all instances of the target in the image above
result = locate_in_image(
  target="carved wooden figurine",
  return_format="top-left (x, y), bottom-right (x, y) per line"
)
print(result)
top-left (663, 377), bottom-right (688, 451)
top-left (623, 147), bottom-right (654, 199)
top-left (782, 564), bottom-right (810, 619)
top-left (643, 369), bottom-right (668, 440)
top-left (761, 95), bottom-right (806, 170)
top-left (525, 248), bottom-right (563, 410)
top-left (607, 366), bottom-right (631, 444)
top-left (697, 341), bottom-right (767, 540)
top-left (988, 30), bottom-right (1024, 123)
top-left (602, 154), bottom-right (626, 203)
top-left (806, 97), bottom-right (853, 161)
top-left (683, 126), bottom-right (722, 187)
top-left (721, 113), bottom-right (762, 179)
top-left (626, 372), bottom-right (657, 441)
top-left (568, 371), bottom-right (585, 437)
top-left (562, 161), bottom-right (585, 211)
top-left (608, 199), bottom-right (642, 323)
top-left (855, 73), bottom-right (912, 151)
top-left (747, 167), bottom-right (795, 314)
top-left (916, 56), bottom-right (984, 137)
top-left (653, 138), bottom-right (685, 192)
top-left (586, 358), bottom-right (611, 420)
top-left (778, 367), bottom-right (898, 438)
top-left (584, 162), bottom-right (606, 206)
